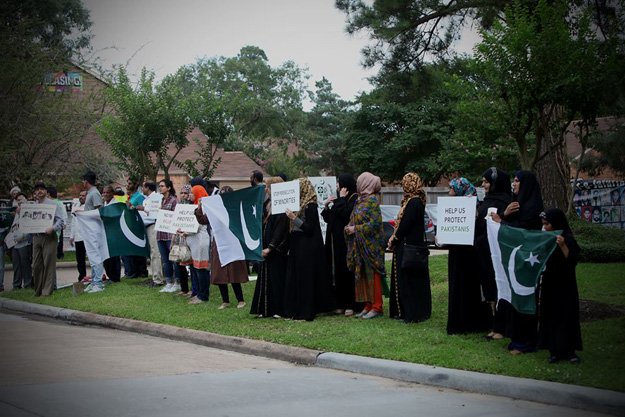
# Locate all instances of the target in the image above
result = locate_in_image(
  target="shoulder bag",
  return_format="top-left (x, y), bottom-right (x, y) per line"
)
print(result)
top-left (169, 234), bottom-right (192, 263)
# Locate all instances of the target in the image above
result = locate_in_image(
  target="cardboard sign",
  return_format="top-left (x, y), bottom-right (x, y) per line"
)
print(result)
top-left (154, 209), bottom-right (176, 234)
top-left (171, 204), bottom-right (200, 233)
top-left (16, 204), bottom-right (56, 234)
top-left (436, 196), bottom-right (477, 245)
top-left (271, 180), bottom-right (300, 214)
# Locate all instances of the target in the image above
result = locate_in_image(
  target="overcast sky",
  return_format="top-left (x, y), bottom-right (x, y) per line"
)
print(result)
top-left (83, 0), bottom-right (479, 103)
top-left (83, 0), bottom-right (377, 101)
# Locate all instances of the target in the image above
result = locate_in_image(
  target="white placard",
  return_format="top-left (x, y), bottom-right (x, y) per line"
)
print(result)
top-left (16, 204), bottom-right (56, 233)
top-left (309, 176), bottom-right (337, 243)
top-left (154, 209), bottom-right (176, 233)
top-left (4, 217), bottom-right (21, 249)
top-left (436, 196), bottom-right (477, 245)
top-left (171, 203), bottom-right (200, 233)
top-left (143, 194), bottom-right (163, 216)
top-left (270, 180), bottom-right (300, 214)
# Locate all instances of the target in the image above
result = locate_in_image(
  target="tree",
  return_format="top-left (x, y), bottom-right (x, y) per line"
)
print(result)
top-left (0, 0), bottom-right (101, 194)
top-left (300, 77), bottom-right (354, 175)
top-left (97, 67), bottom-right (192, 181)
top-left (179, 46), bottom-right (309, 165)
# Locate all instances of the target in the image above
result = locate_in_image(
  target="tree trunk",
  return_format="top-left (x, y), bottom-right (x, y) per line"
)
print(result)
top-left (534, 112), bottom-right (571, 210)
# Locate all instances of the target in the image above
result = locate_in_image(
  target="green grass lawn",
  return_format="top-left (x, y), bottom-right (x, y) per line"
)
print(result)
top-left (2, 256), bottom-right (624, 392)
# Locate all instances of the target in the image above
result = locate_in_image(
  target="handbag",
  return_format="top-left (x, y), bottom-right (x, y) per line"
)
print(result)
top-left (169, 234), bottom-right (191, 263)
top-left (401, 243), bottom-right (429, 270)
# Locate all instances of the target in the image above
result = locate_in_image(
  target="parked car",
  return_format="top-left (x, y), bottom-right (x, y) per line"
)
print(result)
top-left (380, 204), bottom-right (438, 249)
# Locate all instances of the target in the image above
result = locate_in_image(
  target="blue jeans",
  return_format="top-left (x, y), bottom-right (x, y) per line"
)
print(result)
top-left (91, 262), bottom-right (104, 289)
top-left (157, 240), bottom-right (177, 284)
top-left (192, 267), bottom-right (210, 301)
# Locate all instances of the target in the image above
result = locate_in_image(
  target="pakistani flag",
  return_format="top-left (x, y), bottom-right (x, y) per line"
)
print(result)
top-left (201, 185), bottom-right (264, 266)
top-left (76, 202), bottom-right (149, 264)
top-left (486, 218), bottom-right (560, 314)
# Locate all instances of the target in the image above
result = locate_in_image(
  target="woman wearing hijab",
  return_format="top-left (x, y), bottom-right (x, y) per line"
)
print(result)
top-left (475, 167), bottom-right (513, 340)
top-left (445, 177), bottom-right (491, 334)
top-left (387, 172), bottom-right (431, 323)
top-left (185, 183), bottom-right (211, 304)
top-left (211, 186), bottom-right (250, 310)
top-left (321, 173), bottom-right (359, 317)
top-left (538, 209), bottom-right (583, 364)
top-left (345, 172), bottom-right (387, 319)
top-left (175, 184), bottom-right (193, 296)
top-left (250, 176), bottom-right (290, 318)
top-left (283, 178), bottom-right (334, 321)
top-left (494, 170), bottom-right (544, 354)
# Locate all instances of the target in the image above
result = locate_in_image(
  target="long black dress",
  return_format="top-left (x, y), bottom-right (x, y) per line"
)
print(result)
top-left (321, 193), bottom-right (358, 311)
top-left (389, 198), bottom-right (432, 323)
top-left (538, 233), bottom-right (583, 358)
top-left (283, 203), bottom-right (334, 321)
top-left (250, 212), bottom-right (289, 317)
top-left (475, 191), bottom-right (513, 333)
top-left (501, 170), bottom-right (544, 351)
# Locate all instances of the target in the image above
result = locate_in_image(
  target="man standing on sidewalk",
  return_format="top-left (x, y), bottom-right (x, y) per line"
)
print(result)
top-left (31, 182), bottom-right (65, 297)
top-left (69, 190), bottom-right (87, 282)
top-left (81, 171), bottom-right (104, 293)
top-left (135, 180), bottom-right (163, 286)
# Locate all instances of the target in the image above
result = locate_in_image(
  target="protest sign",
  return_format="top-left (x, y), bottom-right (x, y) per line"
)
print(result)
top-left (154, 209), bottom-right (176, 234)
top-left (16, 204), bottom-right (56, 233)
top-left (171, 204), bottom-right (200, 233)
top-left (143, 195), bottom-right (163, 216)
top-left (271, 180), bottom-right (300, 214)
top-left (309, 176), bottom-right (337, 243)
top-left (4, 216), bottom-right (21, 249)
top-left (436, 196), bottom-right (477, 245)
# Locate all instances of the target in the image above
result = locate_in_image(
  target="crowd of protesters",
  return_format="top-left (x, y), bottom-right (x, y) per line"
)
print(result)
top-left (1, 166), bottom-right (582, 364)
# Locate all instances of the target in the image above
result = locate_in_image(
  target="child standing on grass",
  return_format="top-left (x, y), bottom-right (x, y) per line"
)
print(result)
top-left (538, 209), bottom-right (583, 364)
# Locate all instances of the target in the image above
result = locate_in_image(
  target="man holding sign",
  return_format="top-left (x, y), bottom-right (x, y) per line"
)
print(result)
top-left (30, 182), bottom-right (65, 296)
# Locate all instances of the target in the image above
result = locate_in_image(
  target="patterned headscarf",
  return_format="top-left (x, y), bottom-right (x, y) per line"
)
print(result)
top-left (181, 184), bottom-right (192, 194)
top-left (396, 172), bottom-right (427, 227)
top-left (263, 176), bottom-right (284, 222)
top-left (449, 177), bottom-right (477, 197)
top-left (299, 178), bottom-right (317, 210)
top-left (356, 172), bottom-right (381, 197)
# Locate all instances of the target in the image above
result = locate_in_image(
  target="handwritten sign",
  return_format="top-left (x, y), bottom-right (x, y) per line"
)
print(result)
top-left (16, 204), bottom-right (56, 233)
top-left (271, 180), bottom-right (300, 214)
top-left (154, 209), bottom-right (176, 234)
top-left (309, 176), bottom-right (337, 243)
top-left (171, 204), bottom-right (200, 233)
top-left (436, 196), bottom-right (477, 245)
top-left (143, 194), bottom-right (163, 216)
top-left (4, 216), bottom-right (22, 249)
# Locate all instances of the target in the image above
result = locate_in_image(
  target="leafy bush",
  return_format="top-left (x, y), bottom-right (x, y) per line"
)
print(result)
top-left (570, 216), bottom-right (625, 263)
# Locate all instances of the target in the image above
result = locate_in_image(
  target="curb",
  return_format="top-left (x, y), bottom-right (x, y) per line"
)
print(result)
top-left (0, 298), bottom-right (320, 365)
top-left (1, 298), bottom-right (623, 416)
top-left (316, 352), bottom-right (625, 416)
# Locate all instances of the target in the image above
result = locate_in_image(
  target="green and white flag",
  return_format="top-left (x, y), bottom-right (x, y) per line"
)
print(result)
top-left (76, 202), bottom-right (150, 264)
top-left (201, 185), bottom-right (264, 266)
top-left (486, 218), bottom-right (560, 314)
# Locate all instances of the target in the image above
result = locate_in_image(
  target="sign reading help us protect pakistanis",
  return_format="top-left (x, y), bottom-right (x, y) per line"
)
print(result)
top-left (171, 204), bottom-right (200, 233)
top-left (270, 180), bottom-right (300, 214)
top-left (436, 196), bottom-right (477, 245)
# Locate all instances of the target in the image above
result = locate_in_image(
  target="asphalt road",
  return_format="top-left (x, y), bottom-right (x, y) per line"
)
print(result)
top-left (0, 312), bottom-right (609, 417)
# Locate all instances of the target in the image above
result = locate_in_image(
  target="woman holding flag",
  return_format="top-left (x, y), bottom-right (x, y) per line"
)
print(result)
top-left (538, 209), bottom-right (583, 364)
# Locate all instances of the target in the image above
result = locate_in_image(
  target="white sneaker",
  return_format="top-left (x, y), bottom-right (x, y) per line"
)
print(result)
top-left (88, 286), bottom-right (104, 294)
top-left (84, 284), bottom-right (93, 293)
top-left (159, 283), bottom-right (173, 293)
top-left (171, 283), bottom-right (181, 292)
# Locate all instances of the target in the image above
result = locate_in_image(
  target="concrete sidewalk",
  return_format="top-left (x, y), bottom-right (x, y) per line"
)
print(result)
top-left (0, 298), bottom-right (623, 416)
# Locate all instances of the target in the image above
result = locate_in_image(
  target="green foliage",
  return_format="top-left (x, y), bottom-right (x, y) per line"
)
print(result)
top-left (98, 67), bottom-right (193, 181)
top-left (0, 0), bottom-right (101, 194)
top-left (3, 255), bottom-right (624, 391)
top-left (570, 216), bottom-right (625, 263)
